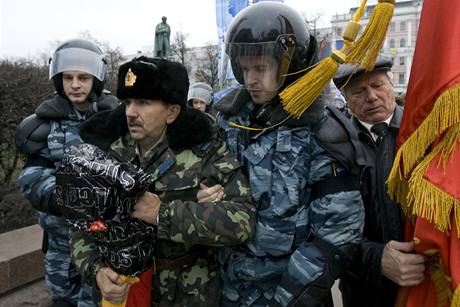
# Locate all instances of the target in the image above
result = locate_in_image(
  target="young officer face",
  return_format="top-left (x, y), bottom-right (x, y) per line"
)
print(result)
top-left (123, 98), bottom-right (180, 145)
top-left (344, 70), bottom-right (396, 124)
top-left (239, 55), bottom-right (279, 104)
top-left (62, 71), bottom-right (94, 111)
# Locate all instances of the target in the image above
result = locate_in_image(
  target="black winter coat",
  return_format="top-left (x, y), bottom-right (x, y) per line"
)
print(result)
top-left (339, 105), bottom-right (405, 307)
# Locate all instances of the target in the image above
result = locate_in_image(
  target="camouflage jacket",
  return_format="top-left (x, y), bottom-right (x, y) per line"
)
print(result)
top-left (70, 133), bottom-right (255, 307)
top-left (17, 93), bottom-right (118, 214)
top-left (215, 91), bottom-right (364, 307)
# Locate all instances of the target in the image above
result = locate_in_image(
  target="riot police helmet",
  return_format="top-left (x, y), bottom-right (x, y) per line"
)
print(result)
top-left (49, 38), bottom-right (107, 95)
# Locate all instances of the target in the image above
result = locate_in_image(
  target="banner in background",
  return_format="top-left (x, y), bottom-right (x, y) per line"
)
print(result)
top-left (215, 0), bottom-right (283, 88)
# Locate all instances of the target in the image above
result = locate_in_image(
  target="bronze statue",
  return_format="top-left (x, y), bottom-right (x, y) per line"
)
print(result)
top-left (154, 16), bottom-right (171, 58)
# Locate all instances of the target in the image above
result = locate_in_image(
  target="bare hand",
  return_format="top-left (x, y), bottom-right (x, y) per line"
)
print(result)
top-left (381, 240), bottom-right (426, 286)
top-left (131, 191), bottom-right (161, 224)
top-left (197, 183), bottom-right (224, 203)
top-left (96, 267), bottom-right (130, 304)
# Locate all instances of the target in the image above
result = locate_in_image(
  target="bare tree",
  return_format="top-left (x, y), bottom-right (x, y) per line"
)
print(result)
top-left (193, 43), bottom-right (219, 89)
top-left (171, 30), bottom-right (189, 65)
top-left (0, 59), bottom-right (53, 189)
top-left (77, 31), bottom-right (126, 93)
top-left (302, 12), bottom-right (323, 36)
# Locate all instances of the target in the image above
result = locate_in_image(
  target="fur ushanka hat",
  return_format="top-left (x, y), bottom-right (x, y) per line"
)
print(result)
top-left (117, 56), bottom-right (188, 108)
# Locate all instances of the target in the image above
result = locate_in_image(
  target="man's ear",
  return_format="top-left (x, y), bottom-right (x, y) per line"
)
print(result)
top-left (166, 104), bottom-right (181, 124)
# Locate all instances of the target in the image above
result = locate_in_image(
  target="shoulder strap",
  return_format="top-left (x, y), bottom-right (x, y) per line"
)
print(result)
top-left (315, 104), bottom-right (368, 175)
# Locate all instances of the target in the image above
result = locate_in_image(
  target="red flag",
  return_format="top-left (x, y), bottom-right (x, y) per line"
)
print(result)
top-left (387, 0), bottom-right (460, 306)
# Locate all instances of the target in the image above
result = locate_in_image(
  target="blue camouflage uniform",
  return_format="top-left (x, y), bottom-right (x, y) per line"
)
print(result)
top-left (215, 91), bottom-right (365, 307)
top-left (17, 93), bottom-right (118, 306)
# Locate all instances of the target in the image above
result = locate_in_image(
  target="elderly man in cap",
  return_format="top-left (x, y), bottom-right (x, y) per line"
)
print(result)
top-left (333, 57), bottom-right (426, 307)
top-left (69, 56), bottom-right (255, 307)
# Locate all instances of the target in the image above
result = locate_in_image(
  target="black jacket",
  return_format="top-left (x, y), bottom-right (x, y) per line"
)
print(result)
top-left (339, 105), bottom-right (405, 307)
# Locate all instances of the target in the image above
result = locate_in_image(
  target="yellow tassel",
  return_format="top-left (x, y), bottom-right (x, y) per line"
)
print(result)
top-left (452, 285), bottom-right (460, 307)
top-left (346, 0), bottom-right (395, 70)
top-left (280, 51), bottom-right (346, 118)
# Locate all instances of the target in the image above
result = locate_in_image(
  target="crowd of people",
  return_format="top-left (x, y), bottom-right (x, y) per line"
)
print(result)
top-left (15, 2), bottom-right (426, 307)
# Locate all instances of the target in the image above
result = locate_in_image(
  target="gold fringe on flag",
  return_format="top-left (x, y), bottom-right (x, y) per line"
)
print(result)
top-left (387, 84), bottom-right (460, 216)
top-left (393, 123), bottom-right (460, 235)
top-left (427, 258), bottom-right (452, 307)
top-left (280, 0), bottom-right (395, 118)
top-left (452, 284), bottom-right (460, 307)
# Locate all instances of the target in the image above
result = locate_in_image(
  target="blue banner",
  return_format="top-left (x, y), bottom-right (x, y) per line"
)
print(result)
top-left (216, 0), bottom-right (247, 45)
top-left (215, 0), bottom-right (248, 87)
top-left (215, 0), bottom-right (284, 88)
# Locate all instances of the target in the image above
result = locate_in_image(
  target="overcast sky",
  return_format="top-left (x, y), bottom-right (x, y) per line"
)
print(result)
top-left (0, 0), bottom-right (365, 59)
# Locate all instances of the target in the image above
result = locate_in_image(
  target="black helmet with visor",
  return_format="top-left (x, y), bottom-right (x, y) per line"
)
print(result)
top-left (224, 2), bottom-right (318, 92)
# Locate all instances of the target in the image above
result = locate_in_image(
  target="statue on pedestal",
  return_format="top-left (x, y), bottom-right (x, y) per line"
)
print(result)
top-left (154, 16), bottom-right (171, 58)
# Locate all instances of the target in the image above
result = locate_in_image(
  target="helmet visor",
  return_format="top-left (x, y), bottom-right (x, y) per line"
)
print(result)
top-left (224, 35), bottom-right (295, 95)
top-left (49, 47), bottom-right (106, 81)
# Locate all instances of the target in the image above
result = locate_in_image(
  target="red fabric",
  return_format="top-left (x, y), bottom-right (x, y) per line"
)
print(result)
top-left (125, 268), bottom-right (153, 307)
top-left (397, 216), bottom-right (460, 307)
top-left (394, 0), bottom-right (460, 306)
top-left (396, 0), bottom-right (460, 149)
top-left (396, 145), bottom-right (460, 307)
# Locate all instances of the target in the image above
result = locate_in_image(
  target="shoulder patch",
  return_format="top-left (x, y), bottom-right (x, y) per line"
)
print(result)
top-left (191, 139), bottom-right (217, 157)
top-left (15, 114), bottom-right (50, 155)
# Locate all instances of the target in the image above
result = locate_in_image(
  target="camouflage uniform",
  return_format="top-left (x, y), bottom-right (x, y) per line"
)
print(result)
top-left (216, 94), bottom-right (365, 307)
top-left (17, 93), bottom-right (118, 307)
top-left (70, 132), bottom-right (255, 307)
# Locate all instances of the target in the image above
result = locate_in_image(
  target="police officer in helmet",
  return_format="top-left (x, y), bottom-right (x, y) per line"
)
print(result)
top-left (15, 38), bottom-right (118, 307)
top-left (214, 2), bottom-right (364, 307)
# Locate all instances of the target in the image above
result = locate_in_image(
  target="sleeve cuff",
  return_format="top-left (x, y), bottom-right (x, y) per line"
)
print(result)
top-left (156, 202), bottom-right (170, 240)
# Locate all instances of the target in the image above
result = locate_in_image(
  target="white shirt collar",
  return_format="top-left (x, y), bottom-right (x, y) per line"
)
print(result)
top-left (358, 114), bottom-right (393, 141)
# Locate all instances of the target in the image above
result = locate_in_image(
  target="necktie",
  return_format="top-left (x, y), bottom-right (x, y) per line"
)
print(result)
top-left (370, 122), bottom-right (389, 147)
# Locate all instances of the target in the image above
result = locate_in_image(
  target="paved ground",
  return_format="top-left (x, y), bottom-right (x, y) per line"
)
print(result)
top-left (0, 278), bottom-right (343, 307)
top-left (0, 278), bottom-right (50, 307)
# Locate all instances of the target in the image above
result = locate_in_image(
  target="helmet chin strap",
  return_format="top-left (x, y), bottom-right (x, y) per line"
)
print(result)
top-left (228, 114), bottom-right (291, 132)
top-left (227, 94), bottom-right (292, 132)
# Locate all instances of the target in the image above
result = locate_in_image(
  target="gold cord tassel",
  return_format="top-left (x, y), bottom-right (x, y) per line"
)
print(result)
top-left (280, 52), bottom-right (345, 118)
top-left (279, 0), bottom-right (394, 118)
top-left (346, 0), bottom-right (395, 70)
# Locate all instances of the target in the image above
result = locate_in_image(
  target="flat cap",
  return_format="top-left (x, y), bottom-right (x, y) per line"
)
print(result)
top-left (333, 56), bottom-right (393, 89)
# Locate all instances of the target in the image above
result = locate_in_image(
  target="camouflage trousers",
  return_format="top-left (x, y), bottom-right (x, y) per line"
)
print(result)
top-left (38, 212), bottom-right (96, 307)
top-left (153, 256), bottom-right (221, 307)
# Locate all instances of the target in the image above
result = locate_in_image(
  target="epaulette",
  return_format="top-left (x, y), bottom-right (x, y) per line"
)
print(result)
top-left (314, 105), bottom-right (366, 175)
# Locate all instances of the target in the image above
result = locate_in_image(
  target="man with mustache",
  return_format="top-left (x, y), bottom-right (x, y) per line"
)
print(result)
top-left (69, 56), bottom-right (255, 306)
top-left (333, 56), bottom-right (426, 307)
top-left (15, 38), bottom-right (119, 307)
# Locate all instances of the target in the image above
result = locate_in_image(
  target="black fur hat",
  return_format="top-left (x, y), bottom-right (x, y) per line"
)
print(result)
top-left (82, 56), bottom-right (213, 151)
top-left (117, 56), bottom-right (188, 107)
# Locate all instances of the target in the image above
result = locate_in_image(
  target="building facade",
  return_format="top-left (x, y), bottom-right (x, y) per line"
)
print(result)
top-left (330, 0), bottom-right (423, 94)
